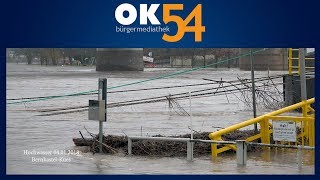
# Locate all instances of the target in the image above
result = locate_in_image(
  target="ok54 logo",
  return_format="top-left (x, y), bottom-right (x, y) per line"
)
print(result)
top-left (115, 3), bottom-right (206, 42)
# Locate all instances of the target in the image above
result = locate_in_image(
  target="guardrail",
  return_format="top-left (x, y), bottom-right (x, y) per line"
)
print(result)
top-left (209, 98), bottom-right (315, 157)
top-left (127, 136), bottom-right (235, 161)
top-left (127, 136), bottom-right (313, 168)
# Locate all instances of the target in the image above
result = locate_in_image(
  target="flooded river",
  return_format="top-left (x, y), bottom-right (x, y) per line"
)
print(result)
top-left (6, 63), bottom-right (314, 174)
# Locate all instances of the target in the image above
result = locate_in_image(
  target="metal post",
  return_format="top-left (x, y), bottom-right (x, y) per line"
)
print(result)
top-left (189, 91), bottom-right (194, 161)
top-left (187, 140), bottom-right (192, 161)
top-left (236, 140), bottom-right (247, 166)
top-left (102, 79), bottom-right (107, 120)
top-left (250, 49), bottom-right (258, 133)
top-left (297, 145), bottom-right (302, 169)
top-left (284, 75), bottom-right (293, 106)
top-left (299, 48), bottom-right (307, 100)
top-left (98, 78), bottom-right (107, 153)
top-left (98, 122), bottom-right (103, 153)
top-left (128, 138), bottom-right (132, 155)
top-left (98, 79), bottom-right (103, 153)
top-left (189, 91), bottom-right (193, 140)
top-left (299, 49), bottom-right (308, 141)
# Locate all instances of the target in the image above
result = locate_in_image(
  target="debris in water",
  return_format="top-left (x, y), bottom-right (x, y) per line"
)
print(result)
top-left (73, 130), bottom-right (261, 157)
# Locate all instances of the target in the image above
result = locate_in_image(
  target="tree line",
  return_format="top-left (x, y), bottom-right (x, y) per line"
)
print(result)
top-left (7, 48), bottom-right (96, 65)
top-left (7, 48), bottom-right (240, 67)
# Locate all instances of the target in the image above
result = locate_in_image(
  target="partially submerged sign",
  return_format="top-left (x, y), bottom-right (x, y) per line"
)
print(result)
top-left (272, 121), bottom-right (297, 142)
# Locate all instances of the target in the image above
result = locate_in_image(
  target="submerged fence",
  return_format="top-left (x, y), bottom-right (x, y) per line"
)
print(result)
top-left (127, 136), bottom-right (314, 168)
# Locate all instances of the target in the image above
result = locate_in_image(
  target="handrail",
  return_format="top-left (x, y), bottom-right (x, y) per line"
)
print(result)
top-left (209, 98), bottom-right (314, 139)
top-left (209, 98), bottom-right (315, 157)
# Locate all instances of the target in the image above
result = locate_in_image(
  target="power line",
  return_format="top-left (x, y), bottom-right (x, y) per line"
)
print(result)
top-left (7, 82), bottom-right (220, 101)
top-left (7, 48), bottom-right (268, 105)
top-left (29, 75), bottom-right (283, 115)
top-left (37, 82), bottom-right (284, 116)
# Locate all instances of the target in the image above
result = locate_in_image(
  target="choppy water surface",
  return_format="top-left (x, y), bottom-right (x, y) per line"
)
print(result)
top-left (6, 63), bottom-right (314, 174)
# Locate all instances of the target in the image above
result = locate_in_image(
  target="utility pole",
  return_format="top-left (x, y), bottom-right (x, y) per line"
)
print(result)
top-left (189, 91), bottom-right (193, 140)
top-left (189, 91), bottom-right (194, 161)
top-left (299, 48), bottom-right (307, 147)
top-left (299, 48), bottom-right (307, 100)
top-left (250, 49), bottom-right (258, 133)
top-left (98, 78), bottom-right (107, 153)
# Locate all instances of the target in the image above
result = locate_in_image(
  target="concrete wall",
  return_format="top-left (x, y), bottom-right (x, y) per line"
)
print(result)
top-left (170, 55), bottom-right (216, 67)
top-left (193, 55), bottom-right (216, 67)
top-left (170, 56), bottom-right (192, 67)
top-left (239, 48), bottom-right (288, 71)
top-left (96, 48), bottom-right (144, 71)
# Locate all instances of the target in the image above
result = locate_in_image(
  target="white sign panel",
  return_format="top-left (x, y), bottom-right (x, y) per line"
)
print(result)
top-left (272, 121), bottom-right (297, 142)
top-left (143, 56), bottom-right (154, 63)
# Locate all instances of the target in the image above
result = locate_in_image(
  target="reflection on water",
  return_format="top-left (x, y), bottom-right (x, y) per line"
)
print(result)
top-left (6, 63), bottom-right (314, 174)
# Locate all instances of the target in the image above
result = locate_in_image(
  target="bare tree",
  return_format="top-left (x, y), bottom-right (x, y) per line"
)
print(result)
top-left (37, 48), bottom-right (62, 65)
top-left (48, 48), bottom-right (61, 65)
top-left (15, 48), bottom-right (40, 64)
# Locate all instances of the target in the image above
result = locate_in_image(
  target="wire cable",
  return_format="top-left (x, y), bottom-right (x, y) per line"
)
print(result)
top-left (7, 48), bottom-right (269, 105)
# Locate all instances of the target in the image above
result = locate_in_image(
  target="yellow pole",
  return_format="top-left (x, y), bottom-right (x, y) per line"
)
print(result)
top-left (302, 103), bottom-right (309, 145)
top-left (309, 117), bottom-right (315, 146)
top-left (209, 98), bottom-right (314, 140)
top-left (211, 136), bottom-right (220, 157)
top-left (211, 144), bottom-right (218, 157)
top-left (288, 48), bottom-right (293, 75)
top-left (259, 118), bottom-right (270, 144)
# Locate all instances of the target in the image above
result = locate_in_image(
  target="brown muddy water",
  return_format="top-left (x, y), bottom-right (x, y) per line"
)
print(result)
top-left (6, 63), bottom-right (314, 174)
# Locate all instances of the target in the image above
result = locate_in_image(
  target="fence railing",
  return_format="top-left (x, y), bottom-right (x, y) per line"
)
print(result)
top-left (208, 98), bottom-right (315, 157)
top-left (127, 136), bottom-right (314, 168)
top-left (127, 136), bottom-right (235, 161)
